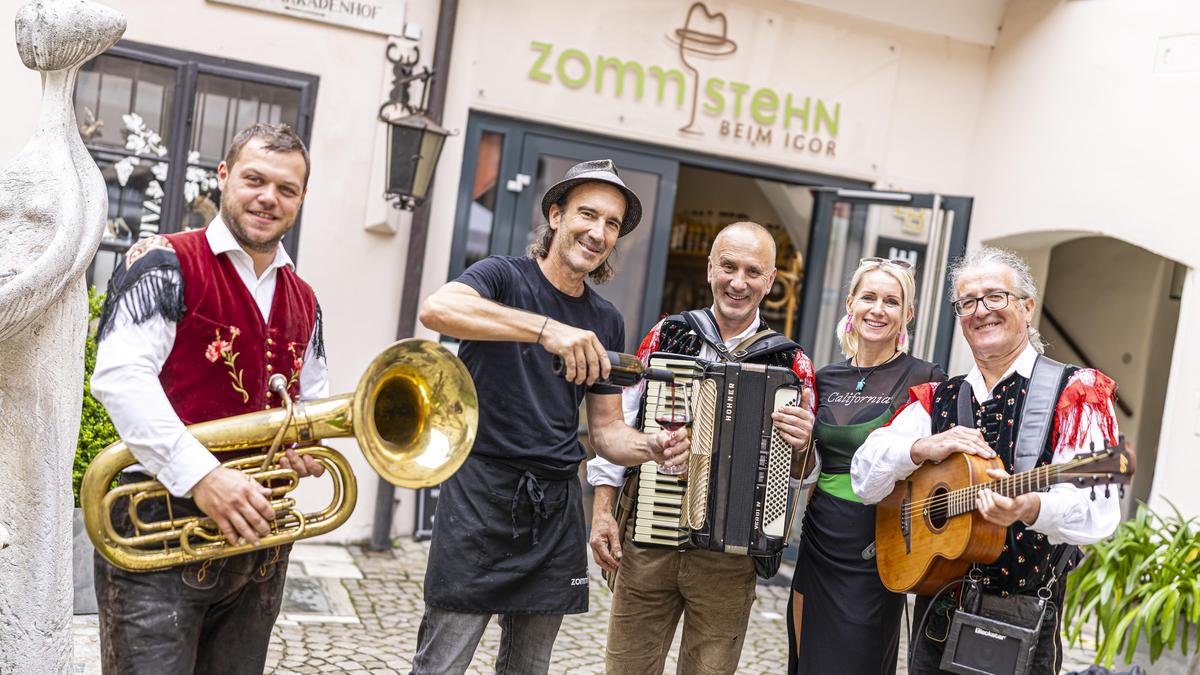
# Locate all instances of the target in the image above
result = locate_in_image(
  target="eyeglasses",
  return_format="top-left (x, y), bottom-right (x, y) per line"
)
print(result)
top-left (952, 290), bottom-right (1027, 317)
top-left (860, 256), bottom-right (913, 270)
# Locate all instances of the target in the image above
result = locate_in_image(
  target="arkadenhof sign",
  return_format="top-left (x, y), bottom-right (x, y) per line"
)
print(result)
top-left (527, 2), bottom-right (842, 159)
top-left (208, 0), bottom-right (405, 36)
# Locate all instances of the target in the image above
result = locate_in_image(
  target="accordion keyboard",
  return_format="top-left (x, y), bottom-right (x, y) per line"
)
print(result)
top-left (630, 354), bottom-right (700, 549)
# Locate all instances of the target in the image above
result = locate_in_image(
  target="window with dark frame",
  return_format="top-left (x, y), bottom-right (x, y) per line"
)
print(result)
top-left (75, 40), bottom-right (318, 291)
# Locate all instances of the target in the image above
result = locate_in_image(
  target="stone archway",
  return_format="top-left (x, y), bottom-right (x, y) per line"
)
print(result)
top-left (985, 232), bottom-right (1185, 512)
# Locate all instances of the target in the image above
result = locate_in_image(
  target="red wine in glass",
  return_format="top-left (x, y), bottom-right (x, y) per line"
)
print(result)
top-left (655, 414), bottom-right (688, 431)
top-left (654, 383), bottom-right (689, 475)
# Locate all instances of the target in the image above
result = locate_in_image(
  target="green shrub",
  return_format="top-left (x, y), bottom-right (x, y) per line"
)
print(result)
top-left (1064, 501), bottom-right (1200, 666)
top-left (75, 287), bottom-right (119, 507)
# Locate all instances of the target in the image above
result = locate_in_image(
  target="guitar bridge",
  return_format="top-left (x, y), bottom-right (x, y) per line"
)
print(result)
top-left (901, 481), bottom-right (912, 554)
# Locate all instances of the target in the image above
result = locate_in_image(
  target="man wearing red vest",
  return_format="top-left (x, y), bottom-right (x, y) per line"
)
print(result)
top-left (91, 123), bottom-right (326, 674)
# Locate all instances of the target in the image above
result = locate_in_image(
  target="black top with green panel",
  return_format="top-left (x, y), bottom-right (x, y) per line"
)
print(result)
top-left (813, 353), bottom-right (946, 502)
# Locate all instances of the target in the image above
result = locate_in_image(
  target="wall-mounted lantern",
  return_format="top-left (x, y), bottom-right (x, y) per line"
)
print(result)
top-left (378, 44), bottom-right (452, 210)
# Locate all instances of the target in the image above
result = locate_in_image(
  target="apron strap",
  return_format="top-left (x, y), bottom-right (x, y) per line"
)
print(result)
top-left (513, 471), bottom-right (549, 546)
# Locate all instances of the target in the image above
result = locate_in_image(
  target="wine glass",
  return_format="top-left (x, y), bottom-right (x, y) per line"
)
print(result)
top-left (652, 381), bottom-right (691, 476)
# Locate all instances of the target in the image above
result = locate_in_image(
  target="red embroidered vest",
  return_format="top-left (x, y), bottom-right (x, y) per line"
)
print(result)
top-left (158, 230), bottom-right (317, 452)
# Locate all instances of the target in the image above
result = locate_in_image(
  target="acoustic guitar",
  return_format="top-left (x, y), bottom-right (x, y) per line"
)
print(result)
top-left (875, 437), bottom-right (1135, 595)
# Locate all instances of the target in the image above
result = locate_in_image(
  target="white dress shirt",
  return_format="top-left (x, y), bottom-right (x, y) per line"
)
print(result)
top-left (850, 343), bottom-right (1120, 545)
top-left (586, 310), bottom-right (819, 487)
top-left (91, 216), bottom-right (329, 498)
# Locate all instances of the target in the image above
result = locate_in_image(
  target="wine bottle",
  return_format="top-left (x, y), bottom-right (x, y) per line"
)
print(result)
top-left (551, 351), bottom-right (675, 386)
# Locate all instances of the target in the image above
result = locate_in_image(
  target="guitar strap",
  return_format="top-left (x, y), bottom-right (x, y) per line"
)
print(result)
top-left (1014, 356), bottom-right (1067, 474)
top-left (955, 355), bottom-right (1066, 473)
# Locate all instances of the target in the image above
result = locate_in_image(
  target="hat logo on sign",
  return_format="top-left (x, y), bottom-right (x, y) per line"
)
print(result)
top-left (668, 2), bottom-right (738, 135)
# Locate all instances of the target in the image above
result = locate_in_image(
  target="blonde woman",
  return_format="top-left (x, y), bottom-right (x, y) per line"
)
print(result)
top-left (787, 258), bottom-right (946, 674)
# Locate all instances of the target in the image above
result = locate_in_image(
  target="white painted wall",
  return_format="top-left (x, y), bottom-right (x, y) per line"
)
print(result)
top-left (418, 0), bottom-right (996, 356)
top-left (964, 0), bottom-right (1200, 514)
top-left (791, 0), bottom-right (1007, 46)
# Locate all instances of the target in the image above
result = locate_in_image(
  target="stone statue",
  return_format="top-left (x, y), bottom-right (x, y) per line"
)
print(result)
top-left (0, 1), bottom-right (125, 671)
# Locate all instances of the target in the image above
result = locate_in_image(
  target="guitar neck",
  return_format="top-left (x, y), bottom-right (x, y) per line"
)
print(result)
top-left (946, 456), bottom-right (1089, 518)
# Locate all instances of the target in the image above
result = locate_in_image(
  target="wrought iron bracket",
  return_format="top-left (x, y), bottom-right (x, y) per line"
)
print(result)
top-left (384, 192), bottom-right (418, 211)
top-left (378, 43), bottom-right (434, 122)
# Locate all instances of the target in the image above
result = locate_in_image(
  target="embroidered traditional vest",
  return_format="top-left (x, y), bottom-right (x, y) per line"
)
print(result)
top-left (158, 230), bottom-right (317, 454)
top-left (929, 369), bottom-right (1078, 597)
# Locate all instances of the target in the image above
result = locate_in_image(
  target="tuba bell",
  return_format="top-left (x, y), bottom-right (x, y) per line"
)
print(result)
top-left (81, 338), bottom-right (478, 572)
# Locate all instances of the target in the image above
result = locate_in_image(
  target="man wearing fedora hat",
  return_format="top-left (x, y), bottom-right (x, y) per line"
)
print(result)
top-left (413, 159), bottom-right (689, 674)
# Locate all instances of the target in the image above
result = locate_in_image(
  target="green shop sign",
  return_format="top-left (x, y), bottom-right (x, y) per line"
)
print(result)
top-left (525, 3), bottom-right (842, 158)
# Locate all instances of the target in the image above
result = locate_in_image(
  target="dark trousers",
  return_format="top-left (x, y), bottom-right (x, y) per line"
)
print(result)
top-left (94, 484), bottom-right (291, 674)
top-left (410, 605), bottom-right (564, 675)
top-left (910, 593), bottom-right (1065, 675)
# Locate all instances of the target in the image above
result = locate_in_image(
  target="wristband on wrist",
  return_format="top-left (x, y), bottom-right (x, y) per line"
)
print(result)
top-left (536, 316), bottom-right (550, 344)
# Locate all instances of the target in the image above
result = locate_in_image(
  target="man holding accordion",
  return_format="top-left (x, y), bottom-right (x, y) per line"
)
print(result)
top-left (90, 123), bottom-right (328, 673)
top-left (588, 221), bottom-right (818, 675)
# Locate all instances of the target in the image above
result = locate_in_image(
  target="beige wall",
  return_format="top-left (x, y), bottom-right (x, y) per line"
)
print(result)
top-left (964, 0), bottom-right (1200, 514)
top-left (0, 0), bottom-right (446, 542)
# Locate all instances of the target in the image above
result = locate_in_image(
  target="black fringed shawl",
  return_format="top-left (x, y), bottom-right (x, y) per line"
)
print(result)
top-left (95, 239), bottom-right (186, 342)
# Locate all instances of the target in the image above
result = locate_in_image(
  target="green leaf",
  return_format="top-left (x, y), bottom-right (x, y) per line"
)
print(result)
top-left (1162, 588), bottom-right (1181, 648)
top-left (1106, 611), bottom-right (1140, 667)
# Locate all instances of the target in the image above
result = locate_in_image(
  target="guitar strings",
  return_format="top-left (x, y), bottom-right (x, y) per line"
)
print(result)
top-left (904, 462), bottom-right (1068, 515)
top-left (901, 455), bottom-right (1105, 518)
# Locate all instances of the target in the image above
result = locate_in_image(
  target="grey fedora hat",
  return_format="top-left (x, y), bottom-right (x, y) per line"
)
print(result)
top-left (540, 159), bottom-right (643, 237)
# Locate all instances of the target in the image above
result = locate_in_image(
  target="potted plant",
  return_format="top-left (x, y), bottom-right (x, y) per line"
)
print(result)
top-left (1064, 501), bottom-right (1200, 673)
top-left (73, 287), bottom-right (119, 614)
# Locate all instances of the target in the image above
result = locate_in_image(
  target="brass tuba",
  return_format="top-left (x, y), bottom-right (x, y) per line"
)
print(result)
top-left (81, 338), bottom-right (478, 572)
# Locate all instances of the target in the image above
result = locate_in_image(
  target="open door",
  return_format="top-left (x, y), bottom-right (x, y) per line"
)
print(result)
top-left (799, 189), bottom-right (973, 371)
top-left (507, 134), bottom-right (679, 349)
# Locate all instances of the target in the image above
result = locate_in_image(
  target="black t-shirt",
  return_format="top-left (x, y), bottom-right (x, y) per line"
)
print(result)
top-left (817, 352), bottom-right (946, 427)
top-left (456, 256), bottom-right (625, 473)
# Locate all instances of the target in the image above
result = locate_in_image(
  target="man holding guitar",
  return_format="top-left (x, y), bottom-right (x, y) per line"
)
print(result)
top-left (851, 247), bottom-right (1124, 674)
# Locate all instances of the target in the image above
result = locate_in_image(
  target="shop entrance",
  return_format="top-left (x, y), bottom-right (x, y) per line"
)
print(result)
top-left (420, 112), bottom-right (975, 539)
top-left (446, 112), bottom-right (972, 369)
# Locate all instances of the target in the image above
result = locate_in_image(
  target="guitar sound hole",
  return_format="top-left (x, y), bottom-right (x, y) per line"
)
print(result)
top-left (928, 486), bottom-right (949, 529)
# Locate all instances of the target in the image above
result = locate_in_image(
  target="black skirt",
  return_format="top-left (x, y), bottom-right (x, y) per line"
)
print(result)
top-left (790, 487), bottom-right (904, 675)
top-left (423, 454), bottom-right (589, 615)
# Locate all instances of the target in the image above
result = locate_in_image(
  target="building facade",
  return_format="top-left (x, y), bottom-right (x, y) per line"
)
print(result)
top-left (3, 0), bottom-right (1194, 540)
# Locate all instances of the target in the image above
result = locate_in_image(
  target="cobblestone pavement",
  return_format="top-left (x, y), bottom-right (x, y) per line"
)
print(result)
top-left (74, 540), bottom-right (1101, 674)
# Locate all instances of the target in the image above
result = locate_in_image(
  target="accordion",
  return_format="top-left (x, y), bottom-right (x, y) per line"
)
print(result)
top-left (627, 353), bottom-right (702, 549)
top-left (682, 360), bottom-right (801, 557)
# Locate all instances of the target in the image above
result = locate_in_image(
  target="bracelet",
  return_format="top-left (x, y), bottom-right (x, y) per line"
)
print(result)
top-left (536, 315), bottom-right (550, 344)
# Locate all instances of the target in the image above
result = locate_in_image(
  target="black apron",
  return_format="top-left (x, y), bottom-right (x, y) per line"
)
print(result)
top-left (423, 454), bottom-right (589, 615)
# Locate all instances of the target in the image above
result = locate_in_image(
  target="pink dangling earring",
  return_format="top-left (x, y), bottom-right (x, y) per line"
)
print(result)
top-left (898, 332), bottom-right (906, 346)
top-left (844, 313), bottom-right (853, 334)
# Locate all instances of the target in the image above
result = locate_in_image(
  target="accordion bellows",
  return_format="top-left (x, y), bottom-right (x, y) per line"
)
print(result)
top-left (630, 353), bottom-right (802, 558)
top-left (685, 360), bottom-right (799, 557)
